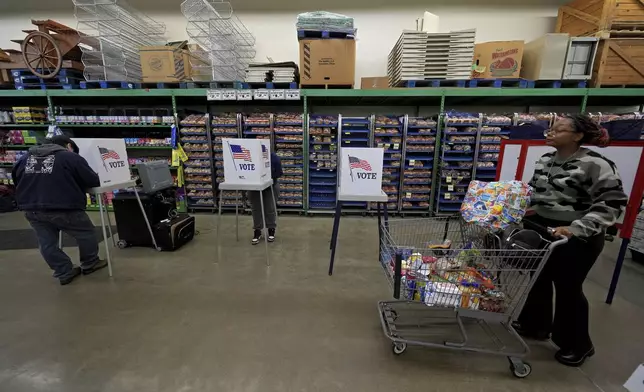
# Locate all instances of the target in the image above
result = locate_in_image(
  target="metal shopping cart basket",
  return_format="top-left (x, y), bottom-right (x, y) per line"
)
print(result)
top-left (377, 215), bottom-right (567, 378)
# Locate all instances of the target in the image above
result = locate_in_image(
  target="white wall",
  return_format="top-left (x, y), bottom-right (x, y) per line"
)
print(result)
top-left (0, 0), bottom-right (567, 83)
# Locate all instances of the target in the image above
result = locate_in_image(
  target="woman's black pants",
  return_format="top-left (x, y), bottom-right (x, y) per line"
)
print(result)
top-left (518, 215), bottom-right (605, 352)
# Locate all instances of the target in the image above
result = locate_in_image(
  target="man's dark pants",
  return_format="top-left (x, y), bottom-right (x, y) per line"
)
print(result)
top-left (25, 210), bottom-right (100, 279)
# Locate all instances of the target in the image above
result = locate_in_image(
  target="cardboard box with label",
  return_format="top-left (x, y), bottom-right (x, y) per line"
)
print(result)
top-left (299, 39), bottom-right (355, 86)
top-left (140, 41), bottom-right (189, 83)
top-left (361, 77), bottom-right (389, 89)
top-left (472, 41), bottom-right (524, 79)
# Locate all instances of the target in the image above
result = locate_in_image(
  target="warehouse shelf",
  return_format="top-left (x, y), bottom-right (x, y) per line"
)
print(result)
top-left (0, 123), bottom-right (50, 128)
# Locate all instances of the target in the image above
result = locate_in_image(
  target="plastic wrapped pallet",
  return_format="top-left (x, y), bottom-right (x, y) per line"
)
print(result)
top-left (296, 11), bottom-right (355, 34)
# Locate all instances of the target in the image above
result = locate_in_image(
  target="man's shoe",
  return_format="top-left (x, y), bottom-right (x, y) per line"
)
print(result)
top-left (82, 259), bottom-right (108, 275)
top-left (511, 321), bottom-right (550, 341)
top-left (59, 266), bottom-right (81, 286)
top-left (252, 229), bottom-right (262, 245)
top-left (555, 347), bottom-right (595, 367)
top-left (268, 228), bottom-right (275, 242)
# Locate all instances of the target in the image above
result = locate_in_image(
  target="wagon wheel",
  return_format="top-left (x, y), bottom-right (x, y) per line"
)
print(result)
top-left (21, 31), bottom-right (62, 79)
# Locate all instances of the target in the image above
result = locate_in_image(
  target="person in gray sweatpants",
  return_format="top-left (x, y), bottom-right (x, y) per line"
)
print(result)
top-left (248, 152), bottom-right (282, 244)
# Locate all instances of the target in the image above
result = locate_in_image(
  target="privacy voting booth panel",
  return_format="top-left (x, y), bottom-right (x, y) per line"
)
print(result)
top-left (496, 140), bottom-right (644, 239)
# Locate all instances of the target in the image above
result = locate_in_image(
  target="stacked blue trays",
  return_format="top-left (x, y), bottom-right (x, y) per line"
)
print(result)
top-left (179, 114), bottom-right (214, 210)
top-left (308, 115), bottom-right (339, 210)
top-left (274, 113), bottom-right (305, 210)
top-left (402, 117), bottom-right (437, 212)
top-left (212, 114), bottom-right (240, 209)
top-left (476, 114), bottom-right (512, 181)
top-left (341, 116), bottom-right (370, 211)
top-left (374, 115), bottom-right (403, 211)
top-left (437, 112), bottom-right (480, 213)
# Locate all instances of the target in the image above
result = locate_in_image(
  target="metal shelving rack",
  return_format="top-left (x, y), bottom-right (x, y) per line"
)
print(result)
top-left (211, 112), bottom-right (240, 211)
top-left (435, 112), bottom-right (481, 214)
top-left (180, 113), bottom-right (215, 212)
top-left (374, 115), bottom-right (403, 211)
top-left (274, 113), bottom-right (305, 212)
top-left (401, 115), bottom-right (437, 215)
top-left (308, 114), bottom-right (339, 213)
top-left (340, 116), bottom-right (371, 213)
top-left (475, 114), bottom-right (513, 182)
top-left (74, 0), bottom-right (167, 82)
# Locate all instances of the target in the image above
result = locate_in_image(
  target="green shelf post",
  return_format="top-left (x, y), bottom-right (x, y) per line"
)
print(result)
top-left (303, 95), bottom-right (309, 212)
top-left (581, 91), bottom-right (589, 113)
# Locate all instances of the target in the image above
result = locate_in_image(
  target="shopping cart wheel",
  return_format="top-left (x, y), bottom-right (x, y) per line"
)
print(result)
top-left (117, 240), bottom-right (128, 249)
top-left (392, 342), bottom-right (407, 355)
top-left (510, 362), bottom-right (531, 378)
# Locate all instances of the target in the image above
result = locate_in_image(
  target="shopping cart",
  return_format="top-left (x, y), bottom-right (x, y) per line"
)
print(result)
top-left (377, 215), bottom-right (567, 378)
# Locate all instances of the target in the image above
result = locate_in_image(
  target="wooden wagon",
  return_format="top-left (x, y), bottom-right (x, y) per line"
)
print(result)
top-left (0, 19), bottom-right (89, 83)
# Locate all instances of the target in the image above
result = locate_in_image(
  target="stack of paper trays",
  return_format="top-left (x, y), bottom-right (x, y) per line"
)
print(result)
top-left (387, 29), bottom-right (476, 86)
top-left (244, 65), bottom-right (297, 83)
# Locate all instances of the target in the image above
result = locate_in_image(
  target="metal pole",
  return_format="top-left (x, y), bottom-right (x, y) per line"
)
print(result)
top-left (97, 193), bottom-right (113, 277)
top-left (606, 238), bottom-right (630, 304)
top-left (104, 196), bottom-right (117, 247)
top-left (328, 201), bottom-right (343, 275)
top-left (216, 190), bottom-right (223, 262)
top-left (133, 187), bottom-right (159, 251)
top-left (259, 188), bottom-right (270, 266)
top-left (235, 190), bottom-right (239, 242)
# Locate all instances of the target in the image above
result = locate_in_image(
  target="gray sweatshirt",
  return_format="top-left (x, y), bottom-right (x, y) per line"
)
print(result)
top-left (529, 147), bottom-right (628, 237)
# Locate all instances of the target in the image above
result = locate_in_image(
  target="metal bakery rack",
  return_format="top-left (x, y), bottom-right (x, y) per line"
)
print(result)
top-left (401, 115), bottom-right (438, 215)
top-left (274, 113), bottom-right (305, 212)
top-left (181, 0), bottom-right (256, 82)
top-left (212, 112), bottom-right (240, 211)
top-left (179, 113), bottom-right (216, 212)
top-left (340, 115), bottom-right (372, 213)
top-left (375, 115), bottom-right (403, 211)
top-left (475, 114), bottom-right (512, 182)
top-left (436, 112), bottom-right (481, 214)
top-left (73, 0), bottom-right (167, 82)
top-left (308, 115), bottom-right (339, 213)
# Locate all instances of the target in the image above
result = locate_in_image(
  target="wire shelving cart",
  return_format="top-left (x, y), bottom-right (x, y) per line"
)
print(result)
top-left (378, 215), bottom-right (567, 378)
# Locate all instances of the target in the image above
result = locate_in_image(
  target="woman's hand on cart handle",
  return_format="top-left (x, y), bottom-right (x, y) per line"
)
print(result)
top-left (550, 226), bottom-right (573, 239)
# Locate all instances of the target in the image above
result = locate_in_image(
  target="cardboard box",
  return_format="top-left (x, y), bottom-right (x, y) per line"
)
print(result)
top-left (521, 34), bottom-right (570, 81)
top-left (361, 77), bottom-right (389, 89)
top-left (472, 41), bottom-right (525, 79)
top-left (299, 39), bottom-right (355, 86)
top-left (139, 41), bottom-right (189, 83)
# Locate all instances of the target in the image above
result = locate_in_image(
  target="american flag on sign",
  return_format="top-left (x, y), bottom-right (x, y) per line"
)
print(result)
top-left (349, 155), bottom-right (372, 171)
top-left (230, 144), bottom-right (252, 161)
top-left (99, 147), bottom-right (120, 161)
top-left (261, 144), bottom-right (269, 160)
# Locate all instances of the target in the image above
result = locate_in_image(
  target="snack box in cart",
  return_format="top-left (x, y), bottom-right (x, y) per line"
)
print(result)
top-left (472, 40), bottom-right (524, 79)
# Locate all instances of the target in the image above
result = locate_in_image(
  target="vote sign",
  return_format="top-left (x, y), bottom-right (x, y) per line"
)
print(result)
top-left (72, 138), bottom-right (130, 187)
top-left (222, 138), bottom-right (271, 185)
top-left (339, 147), bottom-right (384, 197)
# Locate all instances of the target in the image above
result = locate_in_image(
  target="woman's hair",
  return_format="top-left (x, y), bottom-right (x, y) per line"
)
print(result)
top-left (563, 114), bottom-right (610, 147)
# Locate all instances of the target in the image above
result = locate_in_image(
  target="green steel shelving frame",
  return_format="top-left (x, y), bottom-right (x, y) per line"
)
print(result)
top-left (2, 87), bottom-right (643, 213)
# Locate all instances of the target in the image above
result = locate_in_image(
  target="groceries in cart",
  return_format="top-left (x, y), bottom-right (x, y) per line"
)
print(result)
top-left (461, 180), bottom-right (532, 230)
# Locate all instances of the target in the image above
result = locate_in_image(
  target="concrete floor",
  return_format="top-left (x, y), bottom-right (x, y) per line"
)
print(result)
top-left (0, 211), bottom-right (642, 392)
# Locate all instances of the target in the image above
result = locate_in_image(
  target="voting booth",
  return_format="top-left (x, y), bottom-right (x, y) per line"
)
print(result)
top-left (216, 138), bottom-right (276, 266)
top-left (71, 138), bottom-right (159, 276)
top-left (329, 147), bottom-right (388, 275)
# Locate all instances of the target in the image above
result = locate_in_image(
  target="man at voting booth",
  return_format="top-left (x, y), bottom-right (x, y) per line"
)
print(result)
top-left (249, 152), bottom-right (283, 244)
top-left (12, 135), bottom-right (108, 285)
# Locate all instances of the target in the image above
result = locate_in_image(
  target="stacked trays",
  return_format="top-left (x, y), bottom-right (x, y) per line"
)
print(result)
top-left (212, 113), bottom-right (241, 210)
top-left (341, 116), bottom-right (371, 211)
top-left (402, 117), bottom-right (437, 212)
top-left (274, 112), bottom-right (304, 210)
top-left (180, 114), bottom-right (214, 210)
top-left (308, 115), bottom-right (338, 211)
top-left (436, 112), bottom-right (481, 214)
top-left (475, 114), bottom-right (511, 182)
top-left (387, 29), bottom-right (476, 86)
top-left (375, 115), bottom-right (403, 211)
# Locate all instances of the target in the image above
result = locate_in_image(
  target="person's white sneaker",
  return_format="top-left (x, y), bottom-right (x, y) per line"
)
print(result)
top-left (268, 228), bottom-right (275, 242)
top-left (252, 229), bottom-right (261, 245)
